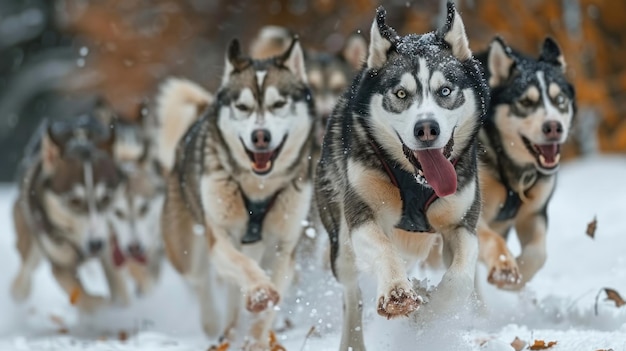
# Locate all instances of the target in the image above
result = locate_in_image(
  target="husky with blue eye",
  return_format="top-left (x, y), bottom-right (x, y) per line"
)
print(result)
top-left (314, 3), bottom-right (488, 350)
top-left (157, 38), bottom-right (315, 349)
top-left (475, 36), bottom-right (576, 290)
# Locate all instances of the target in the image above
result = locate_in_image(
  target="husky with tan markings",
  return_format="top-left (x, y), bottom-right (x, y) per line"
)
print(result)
top-left (315, 3), bottom-right (488, 350)
top-left (157, 38), bottom-right (314, 349)
top-left (476, 36), bottom-right (576, 290)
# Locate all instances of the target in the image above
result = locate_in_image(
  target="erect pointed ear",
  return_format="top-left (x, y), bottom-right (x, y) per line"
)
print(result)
top-left (487, 36), bottom-right (516, 87)
top-left (367, 7), bottom-right (395, 69)
top-left (278, 37), bottom-right (308, 83)
top-left (42, 125), bottom-right (62, 174)
top-left (539, 37), bottom-right (566, 72)
top-left (438, 2), bottom-right (472, 61)
top-left (93, 97), bottom-right (118, 126)
top-left (222, 39), bottom-right (251, 85)
top-left (342, 33), bottom-right (367, 70)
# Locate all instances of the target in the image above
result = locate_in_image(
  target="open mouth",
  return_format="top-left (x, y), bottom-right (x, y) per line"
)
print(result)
top-left (241, 135), bottom-right (288, 175)
top-left (521, 135), bottom-right (561, 171)
top-left (401, 136), bottom-right (456, 197)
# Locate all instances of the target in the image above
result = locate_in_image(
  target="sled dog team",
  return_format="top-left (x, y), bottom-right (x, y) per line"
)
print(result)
top-left (10, 2), bottom-right (575, 350)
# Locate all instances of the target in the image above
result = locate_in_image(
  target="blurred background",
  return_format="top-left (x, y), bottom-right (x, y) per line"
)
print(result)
top-left (0, 0), bottom-right (623, 181)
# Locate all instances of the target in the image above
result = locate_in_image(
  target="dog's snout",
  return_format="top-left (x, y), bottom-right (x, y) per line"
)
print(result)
top-left (128, 242), bottom-right (144, 256)
top-left (88, 239), bottom-right (104, 254)
top-left (251, 129), bottom-right (271, 150)
top-left (542, 121), bottom-right (563, 141)
top-left (414, 119), bottom-right (440, 142)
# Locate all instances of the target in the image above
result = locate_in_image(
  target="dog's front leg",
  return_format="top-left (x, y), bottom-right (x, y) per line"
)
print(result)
top-left (352, 221), bottom-right (422, 319)
top-left (429, 226), bottom-right (478, 313)
top-left (209, 227), bottom-right (279, 313)
top-left (477, 219), bottom-right (521, 288)
top-left (51, 265), bottom-right (106, 313)
top-left (101, 254), bottom-right (129, 306)
top-left (512, 212), bottom-right (547, 289)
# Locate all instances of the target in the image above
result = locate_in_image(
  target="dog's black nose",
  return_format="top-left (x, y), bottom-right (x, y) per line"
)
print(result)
top-left (542, 121), bottom-right (563, 141)
top-left (88, 239), bottom-right (104, 254)
top-left (251, 129), bottom-right (271, 150)
top-left (414, 120), bottom-right (440, 142)
top-left (128, 242), bottom-right (143, 256)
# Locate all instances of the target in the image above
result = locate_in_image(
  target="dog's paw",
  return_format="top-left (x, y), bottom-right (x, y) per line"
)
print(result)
top-left (246, 283), bottom-right (280, 313)
top-left (76, 294), bottom-right (107, 314)
top-left (377, 282), bottom-right (422, 319)
top-left (487, 253), bottom-right (522, 289)
top-left (10, 274), bottom-right (31, 302)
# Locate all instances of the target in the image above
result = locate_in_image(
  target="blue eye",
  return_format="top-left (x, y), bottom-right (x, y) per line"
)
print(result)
top-left (439, 87), bottom-right (452, 97)
top-left (395, 89), bottom-right (407, 99)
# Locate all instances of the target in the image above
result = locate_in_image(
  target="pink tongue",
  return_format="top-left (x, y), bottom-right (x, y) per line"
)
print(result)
top-left (253, 152), bottom-right (272, 169)
top-left (414, 148), bottom-right (457, 197)
top-left (536, 144), bottom-right (558, 163)
top-left (112, 238), bottom-right (125, 267)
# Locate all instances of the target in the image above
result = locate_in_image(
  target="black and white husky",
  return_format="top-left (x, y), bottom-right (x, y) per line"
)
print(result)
top-left (314, 3), bottom-right (488, 350)
top-left (476, 36), bottom-right (576, 289)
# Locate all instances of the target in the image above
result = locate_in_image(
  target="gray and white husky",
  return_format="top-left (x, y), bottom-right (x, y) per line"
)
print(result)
top-left (158, 38), bottom-right (315, 349)
top-left (314, 3), bottom-right (488, 350)
top-left (106, 109), bottom-right (166, 296)
top-left (475, 36), bottom-right (576, 289)
top-left (11, 108), bottom-right (126, 312)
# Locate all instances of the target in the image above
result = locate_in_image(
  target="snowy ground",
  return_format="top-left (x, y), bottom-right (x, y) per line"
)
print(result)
top-left (0, 155), bottom-right (625, 351)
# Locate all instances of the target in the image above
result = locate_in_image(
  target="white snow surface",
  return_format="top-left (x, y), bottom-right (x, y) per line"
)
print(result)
top-left (0, 155), bottom-right (625, 351)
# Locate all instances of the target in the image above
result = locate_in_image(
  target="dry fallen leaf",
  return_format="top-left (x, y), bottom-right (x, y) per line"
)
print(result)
top-left (586, 216), bottom-right (597, 239)
top-left (595, 349), bottom-right (614, 351)
top-left (511, 336), bottom-right (526, 351)
top-left (604, 288), bottom-right (626, 308)
top-left (69, 287), bottom-right (81, 305)
top-left (528, 339), bottom-right (557, 350)
top-left (269, 331), bottom-right (286, 351)
top-left (118, 330), bottom-right (128, 342)
top-left (207, 342), bottom-right (229, 351)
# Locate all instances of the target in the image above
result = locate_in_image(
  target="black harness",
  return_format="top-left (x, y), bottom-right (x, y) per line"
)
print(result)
top-left (370, 141), bottom-right (444, 233)
top-left (240, 190), bottom-right (282, 244)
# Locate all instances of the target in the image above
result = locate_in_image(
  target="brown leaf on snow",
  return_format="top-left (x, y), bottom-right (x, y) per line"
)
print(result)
top-left (207, 342), bottom-right (229, 351)
top-left (511, 336), bottom-right (526, 351)
top-left (118, 330), bottom-right (128, 342)
top-left (604, 288), bottom-right (626, 308)
top-left (528, 339), bottom-right (557, 350)
top-left (69, 287), bottom-right (81, 305)
top-left (269, 330), bottom-right (286, 351)
top-left (586, 216), bottom-right (597, 239)
top-left (595, 349), bottom-right (614, 351)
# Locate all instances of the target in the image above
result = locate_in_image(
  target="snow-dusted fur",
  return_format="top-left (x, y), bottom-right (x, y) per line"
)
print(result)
top-left (154, 78), bottom-right (213, 173)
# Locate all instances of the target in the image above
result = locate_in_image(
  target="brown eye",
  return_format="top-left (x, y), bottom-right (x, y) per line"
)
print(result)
top-left (139, 204), bottom-right (149, 217)
top-left (519, 98), bottom-right (534, 107)
top-left (235, 104), bottom-right (251, 112)
top-left (68, 197), bottom-right (83, 208)
top-left (396, 89), bottom-right (407, 99)
top-left (272, 100), bottom-right (286, 109)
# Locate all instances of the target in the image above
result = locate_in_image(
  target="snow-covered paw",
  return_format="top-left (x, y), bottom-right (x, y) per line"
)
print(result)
top-left (246, 283), bottom-right (280, 313)
top-left (487, 252), bottom-right (522, 289)
top-left (377, 282), bottom-right (422, 319)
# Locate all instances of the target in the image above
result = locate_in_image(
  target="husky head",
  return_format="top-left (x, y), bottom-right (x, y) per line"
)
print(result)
top-left (358, 3), bottom-right (488, 197)
top-left (307, 34), bottom-right (367, 144)
top-left (218, 37), bottom-right (314, 176)
top-left (111, 102), bottom-right (153, 172)
top-left (40, 108), bottom-right (121, 257)
top-left (107, 161), bottom-right (164, 266)
top-left (484, 36), bottom-right (575, 174)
